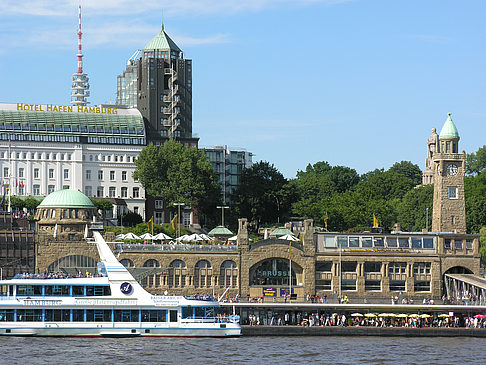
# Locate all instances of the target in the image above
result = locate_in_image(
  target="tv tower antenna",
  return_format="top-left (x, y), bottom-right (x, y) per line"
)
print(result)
top-left (71, 5), bottom-right (90, 106)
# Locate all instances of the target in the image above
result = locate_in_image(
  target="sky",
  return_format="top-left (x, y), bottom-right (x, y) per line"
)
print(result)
top-left (0, 0), bottom-right (485, 178)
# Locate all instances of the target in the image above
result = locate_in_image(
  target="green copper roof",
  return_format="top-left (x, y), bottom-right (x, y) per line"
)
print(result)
top-left (144, 24), bottom-right (181, 52)
top-left (439, 112), bottom-right (460, 139)
top-left (38, 189), bottom-right (95, 208)
top-left (208, 225), bottom-right (233, 236)
top-left (269, 227), bottom-right (294, 237)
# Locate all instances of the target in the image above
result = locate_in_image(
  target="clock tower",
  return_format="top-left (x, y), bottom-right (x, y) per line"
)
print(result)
top-left (431, 113), bottom-right (466, 233)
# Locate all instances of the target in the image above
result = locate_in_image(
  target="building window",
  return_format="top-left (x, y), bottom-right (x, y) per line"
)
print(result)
top-left (109, 187), bottom-right (116, 198)
top-left (154, 211), bottom-right (164, 224)
top-left (49, 169), bottom-right (54, 179)
top-left (133, 207), bottom-right (138, 214)
top-left (155, 200), bottom-right (163, 209)
top-left (413, 262), bottom-right (431, 275)
top-left (34, 168), bottom-right (40, 179)
top-left (62, 185), bottom-right (69, 190)
top-left (219, 260), bottom-right (237, 288)
top-left (389, 262), bottom-right (407, 275)
top-left (63, 169), bottom-right (69, 179)
top-left (133, 187), bottom-right (139, 198)
top-left (364, 262), bottom-right (381, 273)
top-left (142, 259), bottom-right (161, 288)
top-left (389, 280), bottom-right (406, 292)
top-left (365, 280), bottom-right (381, 291)
top-left (447, 187), bottom-right (457, 199)
top-left (98, 170), bottom-right (103, 180)
top-left (122, 171), bottom-right (127, 181)
top-left (444, 239), bottom-right (451, 250)
top-left (97, 187), bottom-right (104, 198)
top-left (341, 280), bottom-right (356, 291)
top-left (48, 185), bottom-right (55, 194)
top-left (18, 168), bottom-right (24, 178)
top-left (85, 186), bottom-right (92, 197)
top-left (33, 184), bottom-right (40, 196)
top-left (454, 240), bottom-right (463, 250)
top-left (194, 260), bottom-right (212, 288)
top-left (466, 240), bottom-right (474, 249)
top-left (2, 167), bottom-right (8, 178)
top-left (110, 171), bottom-right (115, 181)
top-left (86, 170), bottom-right (91, 180)
top-left (341, 262), bottom-right (357, 273)
top-left (18, 186), bottom-right (24, 196)
top-left (315, 280), bottom-right (332, 291)
top-left (168, 260), bottom-right (186, 288)
top-left (121, 187), bottom-right (128, 198)
top-left (414, 281), bottom-right (431, 292)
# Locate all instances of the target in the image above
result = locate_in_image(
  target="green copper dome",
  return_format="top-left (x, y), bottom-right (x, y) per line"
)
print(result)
top-left (144, 24), bottom-right (181, 52)
top-left (208, 226), bottom-right (233, 236)
top-left (38, 189), bottom-right (95, 208)
top-left (439, 112), bottom-right (460, 139)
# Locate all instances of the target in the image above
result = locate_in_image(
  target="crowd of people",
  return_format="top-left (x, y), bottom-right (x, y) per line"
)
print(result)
top-left (13, 271), bottom-right (101, 279)
top-left (244, 311), bottom-right (486, 328)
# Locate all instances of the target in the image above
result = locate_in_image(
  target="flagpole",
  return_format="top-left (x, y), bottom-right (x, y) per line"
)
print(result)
top-left (289, 242), bottom-right (292, 299)
top-left (7, 136), bottom-right (11, 213)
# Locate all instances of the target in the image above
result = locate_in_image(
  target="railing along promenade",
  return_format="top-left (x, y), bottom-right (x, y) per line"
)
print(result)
top-left (115, 243), bottom-right (238, 253)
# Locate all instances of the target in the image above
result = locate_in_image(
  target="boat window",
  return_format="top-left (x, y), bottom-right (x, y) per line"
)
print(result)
top-left (86, 310), bottom-right (112, 322)
top-left (141, 310), bottom-right (166, 322)
top-left (72, 310), bottom-right (84, 321)
top-left (16, 309), bottom-right (43, 322)
top-left (205, 307), bottom-right (215, 319)
top-left (182, 306), bottom-right (193, 319)
top-left (361, 237), bottom-right (372, 248)
top-left (0, 309), bottom-right (14, 321)
top-left (114, 310), bottom-right (139, 322)
top-left (169, 310), bottom-right (178, 322)
top-left (72, 286), bottom-right (84, 296)
top-left (86, 285), bottom-right (111, 296)
top-left (17, 285), bottom-right (42, 296)
top-left (45, 309), bottom-right (71, 322)
top-left (195, 307), bottom-right (205, 319)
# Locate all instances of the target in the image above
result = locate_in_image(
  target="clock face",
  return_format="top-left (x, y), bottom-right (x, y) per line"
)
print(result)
top-left (447, 163), bottom-right (458, 176)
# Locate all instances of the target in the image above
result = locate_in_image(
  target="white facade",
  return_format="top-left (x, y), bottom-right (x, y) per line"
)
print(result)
top-left (0, 140), bottom-right (145, 219)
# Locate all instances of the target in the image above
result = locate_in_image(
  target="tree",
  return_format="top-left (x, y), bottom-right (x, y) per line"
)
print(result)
top-left (133, 141), bottom-right (221, 226)
top-left (388, 161), bottom-right (422, 186)
top-left (8, 196), bottom-right (25, 211)
top-left (465, 171), bottom-right (486, 233)
top-left (466, 145), bottom-right (486, 175)
top-left (120, 212), bottom-right (143, 227)
top-left (480, 227), bottom-right (486, 263)
top-left (24, 197), bottom-right (41, 212)
top-left (90, 198), bottom-right (113, 213)
top-left (397, 184), bottom-right (433, 232)
top-left (232, 161), bottom-right (289, 229)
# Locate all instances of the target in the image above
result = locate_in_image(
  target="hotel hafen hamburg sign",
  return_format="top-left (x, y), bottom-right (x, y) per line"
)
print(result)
top-left (15, 103), bottom-right (119, 114)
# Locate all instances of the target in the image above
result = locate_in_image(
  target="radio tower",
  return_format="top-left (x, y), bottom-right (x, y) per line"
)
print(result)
top-left (71, 5), bottom-right (90, 106)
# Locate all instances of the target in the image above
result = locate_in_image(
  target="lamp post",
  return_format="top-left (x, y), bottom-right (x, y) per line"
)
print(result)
top-left (173, 203), bottom-right (184, 238)
top-left (216, 205), bottom-right (229, 227)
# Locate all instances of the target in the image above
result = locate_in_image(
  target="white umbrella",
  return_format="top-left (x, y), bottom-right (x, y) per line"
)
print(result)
top-left (264, 228), bottom-right (268, 239)
top-left (278, 234), bottom-right (299, 241)
top-left (184, 233), bottom-right (204, 242)
top-left (153, 232), bottom-right (173, 240)
top-left (139, 233), bottom-right (154, 240)
top-left (115, 234), bottom-right (126, 241)
top-left (176, 234), bottom-right (189, 242)
top-left (198, 234), bottom-right (213, 241)
top-left (124, 232), bottom-right (140, 240)
top-left (227, 235), bottom-right (238, 242)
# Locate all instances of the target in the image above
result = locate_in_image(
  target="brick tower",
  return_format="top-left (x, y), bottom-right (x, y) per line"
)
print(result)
top-left (431, 113), bottom-right (466, 233)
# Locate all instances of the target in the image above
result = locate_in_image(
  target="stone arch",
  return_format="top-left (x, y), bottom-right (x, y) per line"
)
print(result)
top-left (194, 260), bottom-right (212, 289)
top-left (444, 266), bottom-right (473, 275)
top-left (120, 258), bottom-right (134, 268)
top-left (168, 260), bottom-right (187, 288)
top-left (47, 254), bottom-right (97, 273)
top-left (219, 260), bottom-right (238, 288)
top-left (249, 258), bottom-right (302, 287)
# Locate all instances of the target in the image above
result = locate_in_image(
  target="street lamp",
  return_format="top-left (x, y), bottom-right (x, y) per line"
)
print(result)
top-left (173, 203), bottom-right (184, 238)
top-left (216, 205), bottom-right (229, 227)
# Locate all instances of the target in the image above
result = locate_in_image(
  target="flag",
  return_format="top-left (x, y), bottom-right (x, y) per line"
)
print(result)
top-left (117, 246), bottom-right (123, 258)
top-left (373, 214), bottom-right (379, 228)
top-left (171, 214), bottom-right (178, 231)
top-left (147, 216), bottom-right (154, 232)
top-left (324, 213), bottom-right (328, 229)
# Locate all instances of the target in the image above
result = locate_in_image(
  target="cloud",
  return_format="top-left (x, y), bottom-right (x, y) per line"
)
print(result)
top-left (0, 0), bottom-right (351, 17)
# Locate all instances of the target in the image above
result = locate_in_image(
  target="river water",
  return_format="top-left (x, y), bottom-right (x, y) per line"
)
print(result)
top-left (1, 336), bottom-right (484, 364)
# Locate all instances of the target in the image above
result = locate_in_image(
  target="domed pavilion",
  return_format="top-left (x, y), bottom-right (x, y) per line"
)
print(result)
top-left (35, 189), bottom-right (97, 241)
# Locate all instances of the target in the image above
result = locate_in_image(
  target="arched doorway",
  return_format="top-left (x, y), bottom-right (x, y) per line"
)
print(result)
top-left (250, 258), bottom-right (299, 287)
top-left (48, 255), bottom-right (97, 275)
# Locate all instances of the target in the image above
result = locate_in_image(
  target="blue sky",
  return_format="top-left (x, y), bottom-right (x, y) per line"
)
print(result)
top-left (0, 0), bottom-right (485, 178)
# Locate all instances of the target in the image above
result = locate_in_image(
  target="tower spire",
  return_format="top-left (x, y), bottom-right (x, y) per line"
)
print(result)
top-left (71, 5), bottom-right (90, 106)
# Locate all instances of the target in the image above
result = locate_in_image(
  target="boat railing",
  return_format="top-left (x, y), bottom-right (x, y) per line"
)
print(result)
top-left (116, 243), bottom-right (238, 253)
top-left (183, 295), bottom-right (216, 302)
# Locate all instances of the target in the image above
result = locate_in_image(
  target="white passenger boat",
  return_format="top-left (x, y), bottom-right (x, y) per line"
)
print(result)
top-left (0, 231), bottom-right (241, 337)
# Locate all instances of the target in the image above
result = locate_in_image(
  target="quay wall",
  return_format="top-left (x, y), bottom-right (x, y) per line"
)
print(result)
top-left (242, 325), bottom-right (486, 337)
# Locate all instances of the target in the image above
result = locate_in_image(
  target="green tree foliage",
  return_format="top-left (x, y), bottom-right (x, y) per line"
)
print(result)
top-left (120, 212), bottom-right (143, 227)
top-left (466, 145), bottom-right (486, 175)
top-left (90, 198), bottom-right (113, 213)
top-left (133, 141), bottom-right (221, 227)
top-left (8, 196), bottom-right (25, 210)
top-left (465, 171), bottom-right (486, 234)
top-left (290, 160), bottom-right (422, 231)
top-left (232, 161), bottom-right (289, 229)
top-left (397, 184), bottom-right (433, 232)
top-left (480, 227), bottom-right (486, 262)
top-left (23, 197), bottom-right (41, 211)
